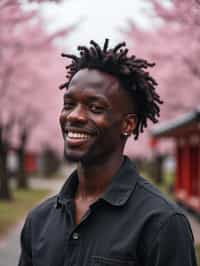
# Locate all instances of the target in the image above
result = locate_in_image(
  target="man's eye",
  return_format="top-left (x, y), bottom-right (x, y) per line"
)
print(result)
top-left (90, 105), bottom-right (105, 114)
top-left (63, 102), bottom-right (74, 110)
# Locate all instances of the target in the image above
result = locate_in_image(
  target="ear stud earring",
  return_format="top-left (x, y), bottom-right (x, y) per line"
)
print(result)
top-left (123, 132), bottom-right (129, 136)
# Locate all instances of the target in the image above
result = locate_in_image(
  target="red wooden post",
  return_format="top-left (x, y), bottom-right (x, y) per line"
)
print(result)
top-left (190, 145), bottom-right (199, 196)
top-left (182, 141), bottom-right (192, 197)
top-left (175, 143), bottom-right (182, 193)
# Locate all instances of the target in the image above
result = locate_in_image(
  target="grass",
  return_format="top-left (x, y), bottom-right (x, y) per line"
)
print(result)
top-left (195, 244), bottom-right (200, 266)
top-left (0, 188), bottom-right (50, 237)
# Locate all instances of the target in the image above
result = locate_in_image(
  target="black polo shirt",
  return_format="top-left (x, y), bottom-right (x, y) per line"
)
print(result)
top-left (18, 157), bottom-right (197, 266)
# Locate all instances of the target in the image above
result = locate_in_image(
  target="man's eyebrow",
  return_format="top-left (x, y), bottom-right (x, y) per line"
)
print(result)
top-left (64, 92), bottom-right (110, 105)
top-left (86, 95), bottom-right (110, 104)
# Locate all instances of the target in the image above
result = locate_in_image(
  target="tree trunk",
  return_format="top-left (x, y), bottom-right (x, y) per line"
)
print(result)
top-left (17, 147), bottom-right (28, 189)
top-left (0, 135), bottom-right (12, 200)
top-left (17, 130), bottom-right (29, 189)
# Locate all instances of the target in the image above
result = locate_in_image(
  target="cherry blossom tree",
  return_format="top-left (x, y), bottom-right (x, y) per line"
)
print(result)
top-left (0, 1), bottom-right (36, 199)
top-left (125, 0), bottom-right (200, 119)
top-left (122, 0), bottom-right (200, 160)
top-left (0, 0), bottom-right (72, 199)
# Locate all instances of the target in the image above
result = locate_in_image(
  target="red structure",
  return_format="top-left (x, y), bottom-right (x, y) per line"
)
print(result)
top-left (24, 152), bottom-right (38, 174)
top-left (151, 109), bottom-right (200, 214)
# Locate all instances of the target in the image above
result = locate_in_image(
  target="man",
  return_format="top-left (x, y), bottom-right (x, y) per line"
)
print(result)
top-left (19, 39), bottom-right (197, 266)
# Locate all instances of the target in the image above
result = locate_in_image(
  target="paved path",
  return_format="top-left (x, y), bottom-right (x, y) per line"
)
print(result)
top-left (187, 214), bottom-right (200, 244)
top-left (0, 165), bottom-right (200, 266)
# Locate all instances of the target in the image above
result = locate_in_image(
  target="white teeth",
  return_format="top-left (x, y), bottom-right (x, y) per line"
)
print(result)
top-left (67, 131), bottom-right (90, 139)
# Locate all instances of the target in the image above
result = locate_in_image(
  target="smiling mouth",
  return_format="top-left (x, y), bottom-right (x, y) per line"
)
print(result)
top-left (67, 131), bottom-right (91, 139)
top-left (64, 130), bottom-right (96, 145)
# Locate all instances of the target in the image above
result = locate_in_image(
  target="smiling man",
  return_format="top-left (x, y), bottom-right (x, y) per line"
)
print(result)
top-left (19, 40), bottom-right (197, 266)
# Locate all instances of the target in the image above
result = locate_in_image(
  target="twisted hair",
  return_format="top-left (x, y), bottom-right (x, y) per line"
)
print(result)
top-left (60, 39), bottom-right (163, 139)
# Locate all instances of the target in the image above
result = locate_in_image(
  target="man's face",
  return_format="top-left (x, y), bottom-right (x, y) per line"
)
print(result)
top-left (59, 69), bottom-right (136, 164)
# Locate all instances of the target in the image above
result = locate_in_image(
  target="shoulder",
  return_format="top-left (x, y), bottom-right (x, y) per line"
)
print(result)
top-left (20, 195), bottom-right (58, 245)
top-left (124, 158), bottom-right (182, 218)
top-left (26, 195), bottom-right (57, 224)
top-left (134, 175), bottom-right (183, 217)
top-left (131, 176), bottom-right (194, 251)
top-left (134, 181), bottom-right (196, 266)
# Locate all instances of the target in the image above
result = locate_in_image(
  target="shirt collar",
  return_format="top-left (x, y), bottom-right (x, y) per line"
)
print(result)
top-left (56, 156), bottom-right (138, 208)
top-left (56, 170), bottom-right (78, 207)
top-left (100, 156), bottom-right (138, 206)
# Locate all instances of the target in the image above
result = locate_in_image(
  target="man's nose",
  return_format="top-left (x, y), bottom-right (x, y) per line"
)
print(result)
top-left (67, 104), bottom-right (88, 123)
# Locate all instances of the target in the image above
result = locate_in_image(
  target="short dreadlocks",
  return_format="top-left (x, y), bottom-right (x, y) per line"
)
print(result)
top-left (60, 39), bottom-right (163, 140)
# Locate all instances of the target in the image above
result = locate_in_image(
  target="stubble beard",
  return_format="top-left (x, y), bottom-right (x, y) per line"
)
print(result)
top-left (63, 143), bottom-right (95, 164)
top-left (63, 144), bottom-right (107, 166)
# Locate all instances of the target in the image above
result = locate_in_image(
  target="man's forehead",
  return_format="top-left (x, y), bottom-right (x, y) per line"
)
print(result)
top-left (69, 68), bottom-right (120, 90)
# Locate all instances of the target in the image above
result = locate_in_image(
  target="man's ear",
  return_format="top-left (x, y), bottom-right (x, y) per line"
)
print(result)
top-left (122, 114), bottom-right (137, 136)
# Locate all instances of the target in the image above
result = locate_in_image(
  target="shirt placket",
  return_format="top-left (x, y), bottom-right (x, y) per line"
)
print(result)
top-left (64, 200), bottom-right (93, 266)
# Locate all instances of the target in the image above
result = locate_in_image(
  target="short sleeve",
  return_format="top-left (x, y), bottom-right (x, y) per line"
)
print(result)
top-left (145, 214), bottom-right (197, 266)
top-left (18, 215), bottom-right (33, 266)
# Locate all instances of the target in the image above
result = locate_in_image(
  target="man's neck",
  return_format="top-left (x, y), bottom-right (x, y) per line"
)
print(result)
top-left (75, 154), bottom-right (124, 199)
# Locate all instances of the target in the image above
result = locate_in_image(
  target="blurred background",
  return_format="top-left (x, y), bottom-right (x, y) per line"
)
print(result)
top-left (0, 0), bottom-right (200, 265)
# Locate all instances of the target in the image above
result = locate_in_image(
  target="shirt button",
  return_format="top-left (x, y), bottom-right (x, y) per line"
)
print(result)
top-left (72, 232), bottom-right (79, 240)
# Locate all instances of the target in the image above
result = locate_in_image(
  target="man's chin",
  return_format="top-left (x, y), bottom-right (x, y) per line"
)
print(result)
top-left (64, 151), bottom-right (82, 163)
top-left (64, 149), bottom-right (96, 165)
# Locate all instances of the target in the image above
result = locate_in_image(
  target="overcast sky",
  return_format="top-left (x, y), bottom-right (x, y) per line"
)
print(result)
top-left (37, 0), bottom-right (154, 52)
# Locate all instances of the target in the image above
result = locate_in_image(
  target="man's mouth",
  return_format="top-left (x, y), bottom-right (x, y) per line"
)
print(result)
top-left (64, 129), bottom-right (96, 146)
top-left (67, 131), bottom-right (91, 140)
